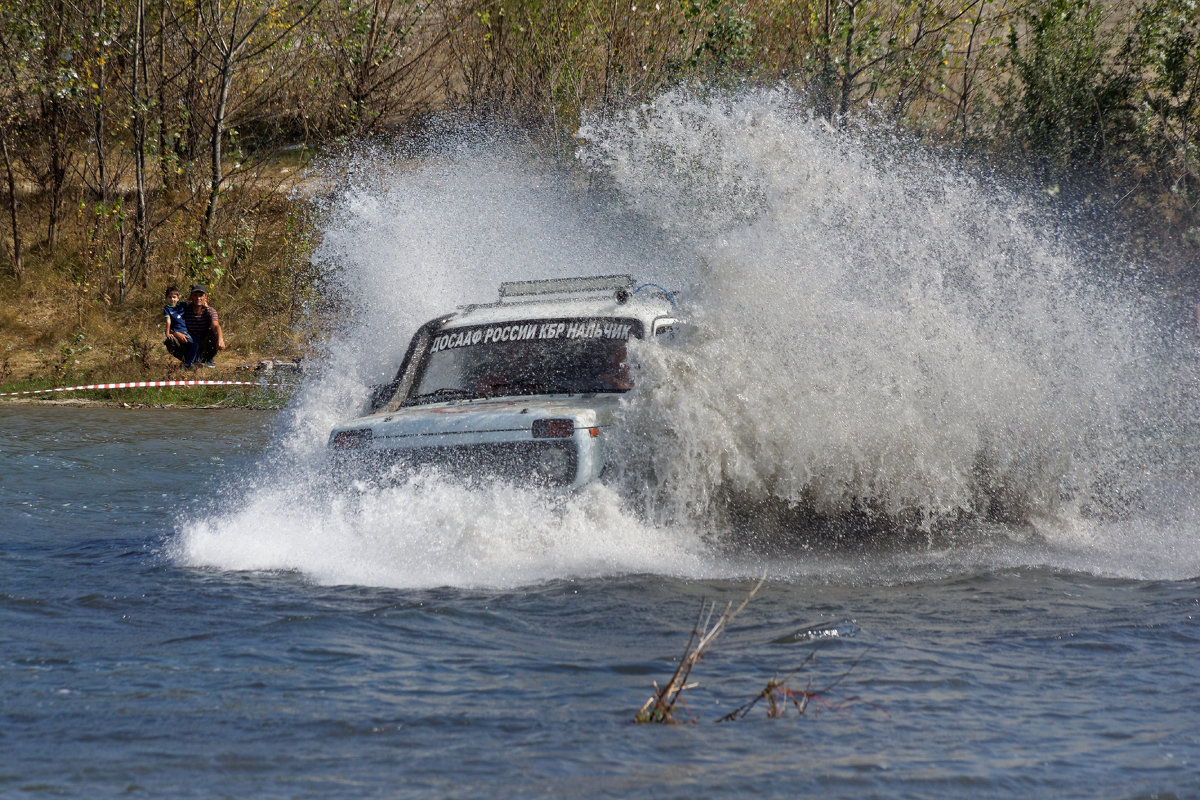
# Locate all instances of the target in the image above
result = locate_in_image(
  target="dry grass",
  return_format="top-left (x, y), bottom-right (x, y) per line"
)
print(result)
top-left (0, 178), bottom-right (323, 389)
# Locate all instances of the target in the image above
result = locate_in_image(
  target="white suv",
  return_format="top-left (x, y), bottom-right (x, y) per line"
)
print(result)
top-left (328, 275), bottom-right (677, 489)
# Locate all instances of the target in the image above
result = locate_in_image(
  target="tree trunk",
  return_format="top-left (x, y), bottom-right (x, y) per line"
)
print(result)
top-left (131, 0), bottom-right (150, 294)
top-left (157, 0), bottom-right (171, 190)
top-left (41, 0), bottom-right (70, 253)
top-left (93, 0), bottom-right (108, 206)
top-left (958, 3), bottom-right (985, 159)
top-left (45, 101), bottom-right (67, 252)
top-left (0, 126), bottom-right (22, 283)
top-left (203, 55), bottom-right (233, 238)
top-left (838, 0), bottom-right (858, 119)
top-left (183, 1), bottom-right (203, 186)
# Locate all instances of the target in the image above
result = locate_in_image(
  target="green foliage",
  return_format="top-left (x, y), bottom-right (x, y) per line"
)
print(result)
top-left (1004, 0), bottom-right (1117, 172)
top-left (36, 331), bottom-right (93, 380)
top-left (182, 238), bottom-right (229, 289)
top-left (687, 0), bottom-right (755, 78)
top-left (232, 201), bottom-right (323, 354)
top-left (1122, 0), bottom-right (1200, 208)
top-left (993, 0), bottom-right (1199, 225)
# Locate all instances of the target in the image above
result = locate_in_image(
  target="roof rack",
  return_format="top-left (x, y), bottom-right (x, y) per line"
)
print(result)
top-left (498, 274), bottom-right (635, 302)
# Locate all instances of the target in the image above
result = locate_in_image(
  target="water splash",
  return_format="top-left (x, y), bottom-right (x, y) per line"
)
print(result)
top-left (582, 88), bottom-right (1165, 534)
top-left (175, 90), bottom-right (1200, 586)
top-left (176, 477), bottom-right (712, 589)
top-left (176, 130), bottom-right (712, 588)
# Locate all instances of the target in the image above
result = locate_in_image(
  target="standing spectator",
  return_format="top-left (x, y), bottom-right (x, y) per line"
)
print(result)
top-left (162, 286), bottom-right (192, 364)
top-left (182, 284), bottom-right (226, 368)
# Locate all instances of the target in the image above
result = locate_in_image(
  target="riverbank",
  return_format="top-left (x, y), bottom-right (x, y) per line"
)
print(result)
top-left (0, 175), bottom-right (326, 402)
top-left (0, 396), bottom-right (282, 409)
top-left (0, 359), bottom-right (303, 409)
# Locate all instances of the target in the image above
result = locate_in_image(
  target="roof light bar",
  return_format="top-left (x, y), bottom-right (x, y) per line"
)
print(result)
top-left (499, 275), bottom-right (635, 302)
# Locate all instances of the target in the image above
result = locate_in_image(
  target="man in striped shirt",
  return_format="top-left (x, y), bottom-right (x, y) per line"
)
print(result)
top-left (182, 284), bottom-right (226, 368)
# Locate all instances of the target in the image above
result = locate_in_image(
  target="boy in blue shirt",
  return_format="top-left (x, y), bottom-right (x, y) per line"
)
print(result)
top-left (162, 286), bottom-right (192, 364)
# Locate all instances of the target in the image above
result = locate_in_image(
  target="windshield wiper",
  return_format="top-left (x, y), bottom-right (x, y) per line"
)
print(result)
top-left (480, 379), bottom-right (576, 397)
top-left (411, 387), bottom-right (476, 402)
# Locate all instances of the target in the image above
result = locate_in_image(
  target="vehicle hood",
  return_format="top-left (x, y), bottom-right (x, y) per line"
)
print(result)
top-left (331, 393), bottom-right (625, 443)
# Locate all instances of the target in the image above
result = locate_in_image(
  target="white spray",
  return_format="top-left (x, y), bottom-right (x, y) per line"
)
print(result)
top-left (174, 91), bottom-right (1200, 586)
top-left (581, 89), bottom-right (1157, 533)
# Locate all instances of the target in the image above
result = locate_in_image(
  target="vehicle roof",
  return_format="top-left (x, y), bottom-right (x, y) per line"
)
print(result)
top-left (439, 291), bottom-right (677, 331)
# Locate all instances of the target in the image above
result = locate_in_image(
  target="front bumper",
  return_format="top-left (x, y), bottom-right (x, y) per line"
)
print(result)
top-left (331, 437), bottom-right (583, 488)
top-left (328, 396), bottom-right (617, 490)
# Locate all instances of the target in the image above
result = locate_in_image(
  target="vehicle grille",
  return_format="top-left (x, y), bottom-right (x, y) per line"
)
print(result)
top-left (333, 440), bottom-right (578, 488)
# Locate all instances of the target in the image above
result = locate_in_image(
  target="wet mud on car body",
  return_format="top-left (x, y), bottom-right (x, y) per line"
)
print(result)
top-left (329, 275), bottom-right (678, 490)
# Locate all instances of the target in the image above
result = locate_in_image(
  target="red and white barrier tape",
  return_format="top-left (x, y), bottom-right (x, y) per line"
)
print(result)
top-left (0, 379), bottom-right (283, 397)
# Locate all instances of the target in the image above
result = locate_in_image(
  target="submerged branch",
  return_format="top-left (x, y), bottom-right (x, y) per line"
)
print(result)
top-left (635, 581), bottom-right (881, 724)
top-left (634, 578), bottom-right (763, 724)
top-left (718, 648), bottom-right (883, 722)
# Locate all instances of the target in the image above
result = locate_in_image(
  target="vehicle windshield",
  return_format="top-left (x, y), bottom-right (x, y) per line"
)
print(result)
top-left (405, 317), bottom-right (641, 405)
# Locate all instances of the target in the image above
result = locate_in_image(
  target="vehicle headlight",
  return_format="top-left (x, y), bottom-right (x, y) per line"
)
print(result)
top-left (533, 445), bottom-right (573, 481)
top-left (330, 428), bottom-right (373, 449)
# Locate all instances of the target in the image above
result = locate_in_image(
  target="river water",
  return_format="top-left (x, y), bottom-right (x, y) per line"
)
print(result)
top-left (2, 406), bottom-right (1198, 798)
top-left (5, 90), bottom-right (1200, 797)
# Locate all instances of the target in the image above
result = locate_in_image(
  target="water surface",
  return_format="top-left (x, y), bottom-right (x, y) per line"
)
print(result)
top-left (2, 407), bottom-right (1197, 798)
